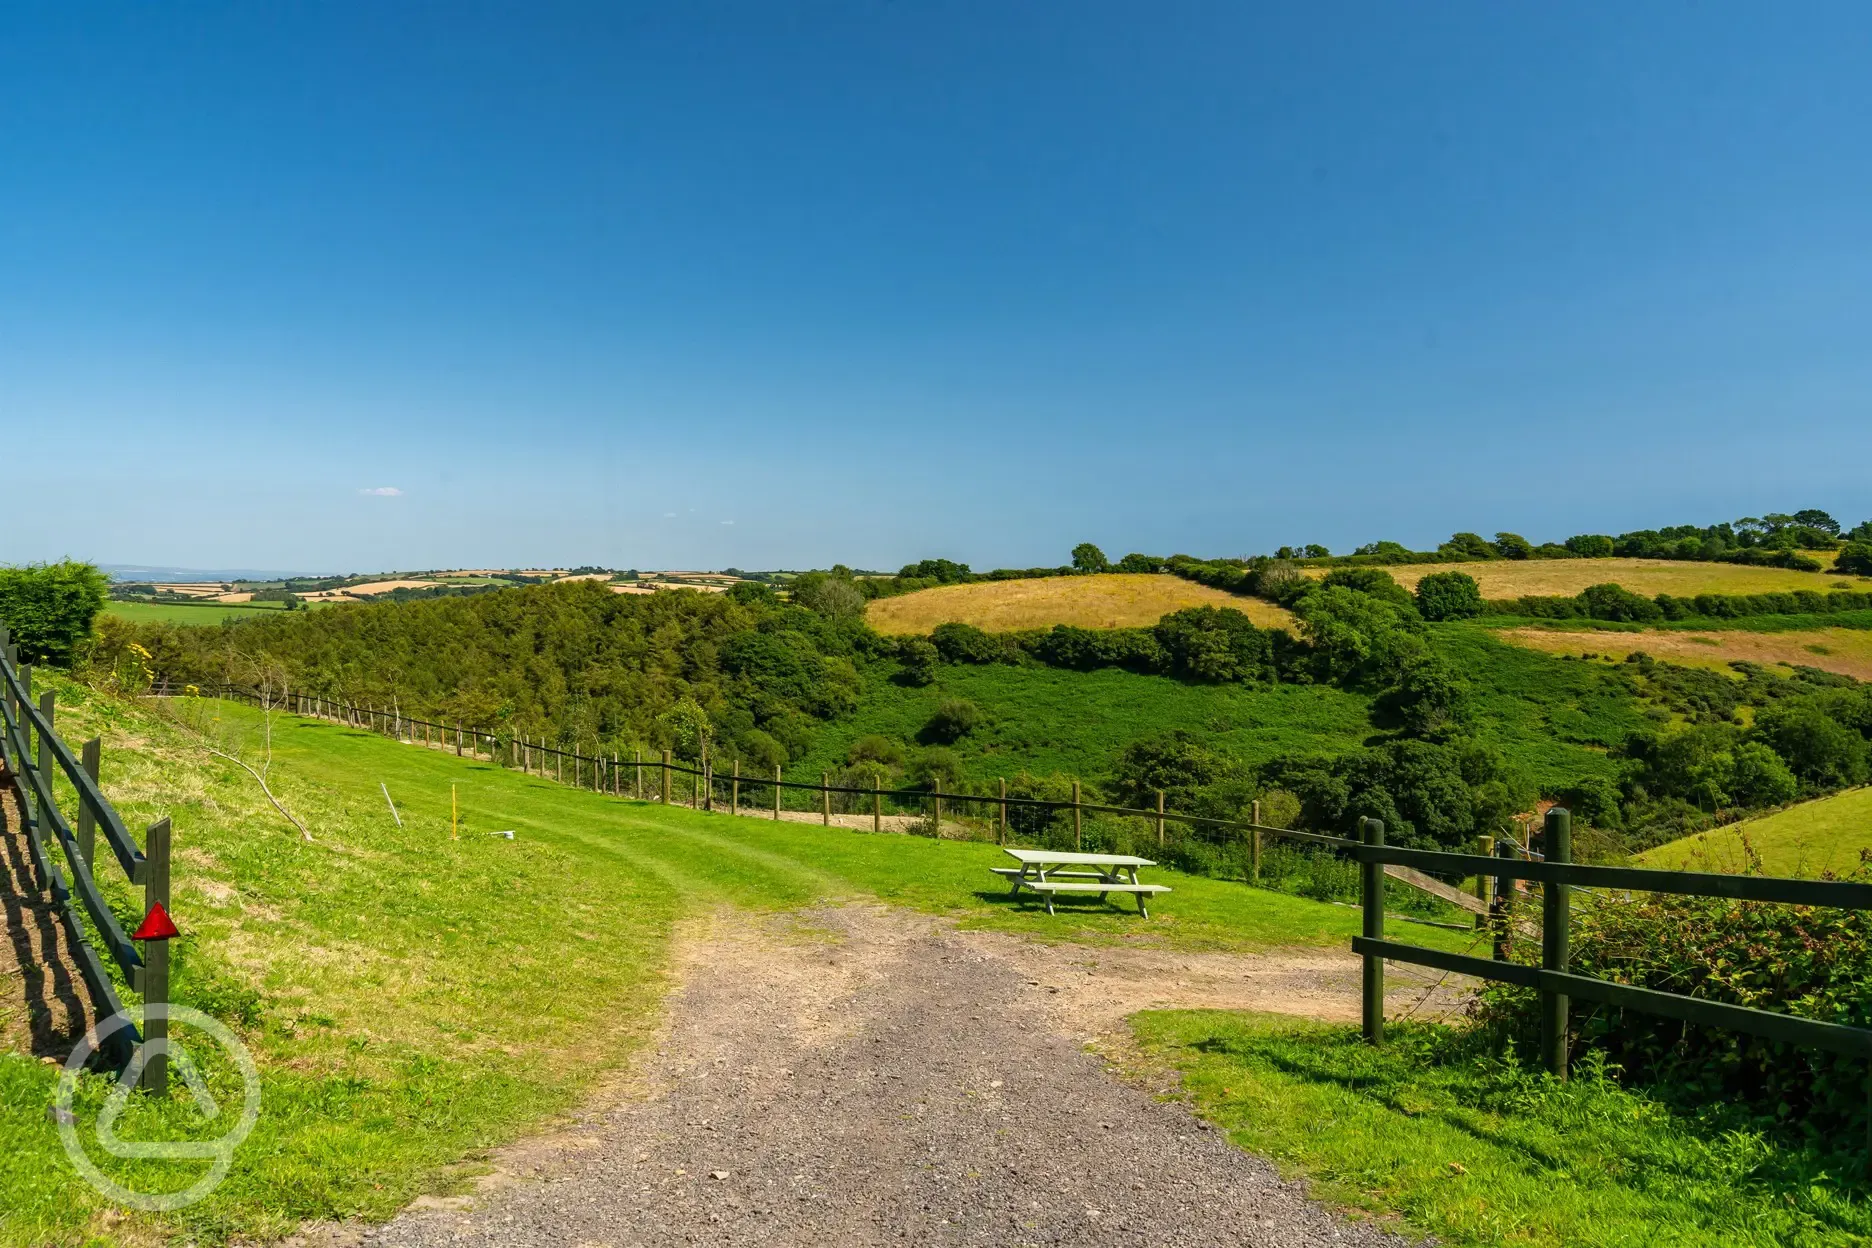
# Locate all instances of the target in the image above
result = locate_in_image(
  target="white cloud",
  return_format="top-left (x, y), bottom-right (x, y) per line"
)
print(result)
top-left (662, 511), bottom-right (678, 518)
top-left (720, 520), bottom-right (735, 525)
top-left (359, 486), bottom-right (403, 497)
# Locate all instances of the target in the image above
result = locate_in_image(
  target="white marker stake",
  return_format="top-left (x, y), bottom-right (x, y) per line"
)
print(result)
top-left (381, 782), bottom-right (402, 828)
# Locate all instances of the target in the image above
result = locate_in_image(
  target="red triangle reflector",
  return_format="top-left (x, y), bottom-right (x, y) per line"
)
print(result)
top-left (133, 902), bottom-right (179, 942)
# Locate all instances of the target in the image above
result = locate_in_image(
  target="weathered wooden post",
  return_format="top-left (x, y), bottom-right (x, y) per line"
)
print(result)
top-left (1475, 835), bottom-right (1494, 929)
top-left (1492, 838), bottom-right (1516, 962)
top-left (37, 690), bottom-right (54, 777)
top-left (635, 747), bottom-right (643, 799)
top-left (78, 738), bottom-right (101, 870)
top-left (821, 772), bottom-right (831, 825)
top-left (932, 775), bottom-right (942, 835)
top-left (661, 750), bottom-right (672, 804)
top-left (700, 741), bottom-right (710, 810)
top-left (998, 777), bottom-right (1008, 845)
top-left (773, 765), bottom-right (781, 820)
top-left (457, 725), bottom-right (464, 757)
top-left (1360, 816), bottom-right (1385, 1045)
top-left (1156, 790), bottom-right (1166, 850)
top-left (874, 774), bottom-right (882, 833)
top-left (1250, 799), bottom-right (1263, 885)
top-left (141, 817), bottom-right (173, 1094)
top-left (1541, 807), bottom-right (1572, 1079)
top-left (731, 759), bottom-right (740, 814)
top-left (1071, 780), bottom-right (1082, 851)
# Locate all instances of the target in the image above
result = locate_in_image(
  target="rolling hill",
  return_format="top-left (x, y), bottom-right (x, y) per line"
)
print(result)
top-left (1637, 786), bottom-right (1872, 877)
top-left (865, 573), bottom-right (1294, 635)
top-left (1310, 557), bottom-right (1865, 600)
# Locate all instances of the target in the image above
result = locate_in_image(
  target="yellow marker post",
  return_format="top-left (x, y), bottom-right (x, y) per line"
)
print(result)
top-left (451, 784), bottom-right (458, 840)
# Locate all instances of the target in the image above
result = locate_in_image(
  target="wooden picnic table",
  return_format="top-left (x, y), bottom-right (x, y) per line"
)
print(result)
top-left (991, 847), bottom-right (1170, 917)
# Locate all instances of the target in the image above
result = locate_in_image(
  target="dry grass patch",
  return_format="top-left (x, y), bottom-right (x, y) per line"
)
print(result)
top-left (865, 574), bottom-right (1294, 635)
top-left (1309, 558), bottom-right (1863, 600)
top-left (1500, 626), bottom-right (1872, 682)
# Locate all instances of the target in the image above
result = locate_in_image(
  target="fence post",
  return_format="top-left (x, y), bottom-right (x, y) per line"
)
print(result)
top-left (635, 747), bottom-right (643, 799)
top-left (141, 817), bottom-right (173, 1095)
top-left (701, 742), bottom-right (710, 810)
top-left (1475, 835), bottom-right (1494, 930)
top-left (1250, 799), bottom-right (1262, 884)
top-left (1492, 838), bottom-right (1516, 961)
top-left (78, 738), bottom-right (101, 870)
top-left (1156, 790), bottom-right (1166, 850)
top-left (1360, 816), bottom-right (1385, 1046)
top-left (661, 751), bottom-right (671, 804)
top-left (1071, 780), bottom-right (1082, 851)
top-left (874, 775), bottom-right (882, 833)
top-left (37, 690), bottom-right (54, 775)
top-left (821, 772), bottom-right (831, 825)
top-left (1541, 807), bottom-right (1572, 1079)
top-left (731, 759), bottom-right (740, 814)
top-left (932, 775), bottom-right (942, 835)
top-left (1000, 777), bottom-right (1008, 845)
top-left (773, 765), bottom-right (781, 820)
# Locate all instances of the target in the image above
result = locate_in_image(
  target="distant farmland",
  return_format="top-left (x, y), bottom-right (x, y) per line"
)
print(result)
top-left (104, 600), bottom-right (295, 625)
top-left (865, 573), bottom-right (1295, 635)
top-left (1500, 625), bottom-right (1872, 683)
top-left (1310, 557), bottom-right (1865, 600)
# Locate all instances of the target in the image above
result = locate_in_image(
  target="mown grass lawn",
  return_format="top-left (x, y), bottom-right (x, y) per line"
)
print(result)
top-left (1132, 1011), bottom-right (1872, 1247)
top-left (2, 685), bottom-right (1418, 1247)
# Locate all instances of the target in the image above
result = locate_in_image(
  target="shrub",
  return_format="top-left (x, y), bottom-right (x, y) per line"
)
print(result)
top-left (1836, 543), bottom-right (1872, 577)
top-left (1753, 702), bottom-right (1869, 788)
top-left (727, 580), bottom-right (779, 606)
top-left (922, 698), bottom-right (981, 744)
top-left (906, 746), bottom-right (964, 790)
top-left (1114, 552), bottom-right (1165, 573)
top-left (790, 571), bottom-right (865, 619)
top-left (1581, 582), bottom-right (1664, 623)
top-left (1152, 607), bottom-right (1273, 682)
top-left (847, 734), bottom-right (905, 766)
top-left (1320, 567), bottom-right (1416, 612)
top-left (0, 560), bottom-right (109, 665)
top-left (1493, 532), bottom-right (1535, 560)
top-left (930, 621), bottom-right (1009, 664)
top-left (1565, 534), bottom-right (1616, 557)
top-left (896, 637), bottom-right (938, 686)
top-left (1071, 543), bottom-right (1110, 574)
top-left (1438, 532), bottom-right (1498, 561)
top-left (1413, 571), bottom-right (1483, 621)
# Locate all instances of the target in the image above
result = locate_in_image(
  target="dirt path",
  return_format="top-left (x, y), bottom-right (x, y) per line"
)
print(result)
top-left (366, 906), bottom-right (1444, 1248)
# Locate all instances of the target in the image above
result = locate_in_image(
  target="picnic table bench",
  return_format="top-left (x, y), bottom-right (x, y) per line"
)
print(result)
top-left (991, 848), bottom-right (1170, 917)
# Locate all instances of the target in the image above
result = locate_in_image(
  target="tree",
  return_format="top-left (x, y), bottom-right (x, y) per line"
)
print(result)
top-left (1353, 541), bottom-right (1412, 560)
top-left (790, 572), bottom-right (864, 620)
top-left (1793, 509), bottom-right (1841, 537)
top-left (1414, 571), bottom-right (1483, 621)
top-left (1438, 532), bottom-right (1497, 561)
top-left (727, 580), bottom-right (779, 606)
top-left (1071, 543), bottom-right (1110, 574)
top-left (1835, 543), bottom-right (1872, 577)
top-left (1847, 520), bottom-right (1872, 544)
top-left (1114, 552), bottom-right (1164, 573)
top-left (1388, 655), bottom-right (1469, 738)
top-left (1292, 587), bottom-right (1426, 687)
top-left (1753, 703), bottom-right (1869, 788)
top-left (896, 637), bottom-right (938, 686)
top-left (1493, 532), bottom-right (1535, 560)
top-left (1564, 534), bottom-right (1615, 558)
top-left (1320, 567), bottom-right (1416, 612)
top-left (0, 560), bottom-right (108, 665)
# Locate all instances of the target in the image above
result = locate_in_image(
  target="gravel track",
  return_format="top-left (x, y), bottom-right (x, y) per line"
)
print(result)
top-left (366, 905), bottom-right (1427, 1248)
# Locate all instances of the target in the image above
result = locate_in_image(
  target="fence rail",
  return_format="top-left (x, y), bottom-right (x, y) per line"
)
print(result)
top-left (3, 630), bottom-right (173, 1083)
top-left (1353, 808), bottom-right (1872, 1156)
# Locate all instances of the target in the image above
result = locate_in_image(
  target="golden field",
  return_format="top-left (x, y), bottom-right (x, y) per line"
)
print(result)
top-left (1310, 557), bottom-right (1867, 599)
top-left (865, 573), bottom-right (1295, 635)
top-left (1500, 626), bottom-right (1872, 683)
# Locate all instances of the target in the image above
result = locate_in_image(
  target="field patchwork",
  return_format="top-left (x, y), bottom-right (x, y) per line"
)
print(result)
top-left (865, 573), bottom-right (1294, 635)
top-left (1314, 557), bottom-right (1868, 600)
top-left (1500, 625), bottom-right (1872, 682)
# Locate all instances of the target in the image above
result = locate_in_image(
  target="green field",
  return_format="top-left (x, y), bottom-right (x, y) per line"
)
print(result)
top-left (789, 626), bottom-right (1642, 797)
top-left (1637, 787), bottom-right (1872, 877)
top-left (1134, 1011), bottom-right (1870, 1247)
top-left (104, 601), bottom-right (292, 625)
top-left (3, 684), bottom-right (1418, 1247)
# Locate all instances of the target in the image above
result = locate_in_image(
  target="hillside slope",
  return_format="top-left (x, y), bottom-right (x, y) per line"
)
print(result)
top-left (1637, 787), bottom-right (1872, 877)
top-left (1309, 557), bottom-right (1863, 599)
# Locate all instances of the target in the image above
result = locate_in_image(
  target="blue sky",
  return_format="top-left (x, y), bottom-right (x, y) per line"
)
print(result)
top-left (3, 3), bottom-right (1869, 574)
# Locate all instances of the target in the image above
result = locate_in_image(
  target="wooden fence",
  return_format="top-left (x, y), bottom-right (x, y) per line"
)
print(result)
top-left (2, 629), bottom-right (173, 1088)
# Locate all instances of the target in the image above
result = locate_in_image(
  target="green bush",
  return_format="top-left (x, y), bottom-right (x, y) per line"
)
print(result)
top-left (1320, 567), bottom-right (1416, 612)
top-left (1476, 877), bottom-right (1872, 1149)
top-left (1071, 542), bottom-right (1110, 574)
top-left (1414, 571), bottom-right (1483, 621)
top-left (896, 636), bottom-right (938, 686)
top-left (929, 621), bottom-right (1010, 664)
top-left (1836, 543), bottom-right (1872, 576)
top-left (0, 560), bottom-right (109, 665)
top-left (922, 698), bottom-right (981, 744)
top-left (1581, 582), bottom-right (1665, 623)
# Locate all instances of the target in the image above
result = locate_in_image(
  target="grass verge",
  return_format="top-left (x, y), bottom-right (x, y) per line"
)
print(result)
top-left (1131, 1010), bottom-right (1872, 1247)
top-left (3, 685), bottom-right (1429, 1246)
